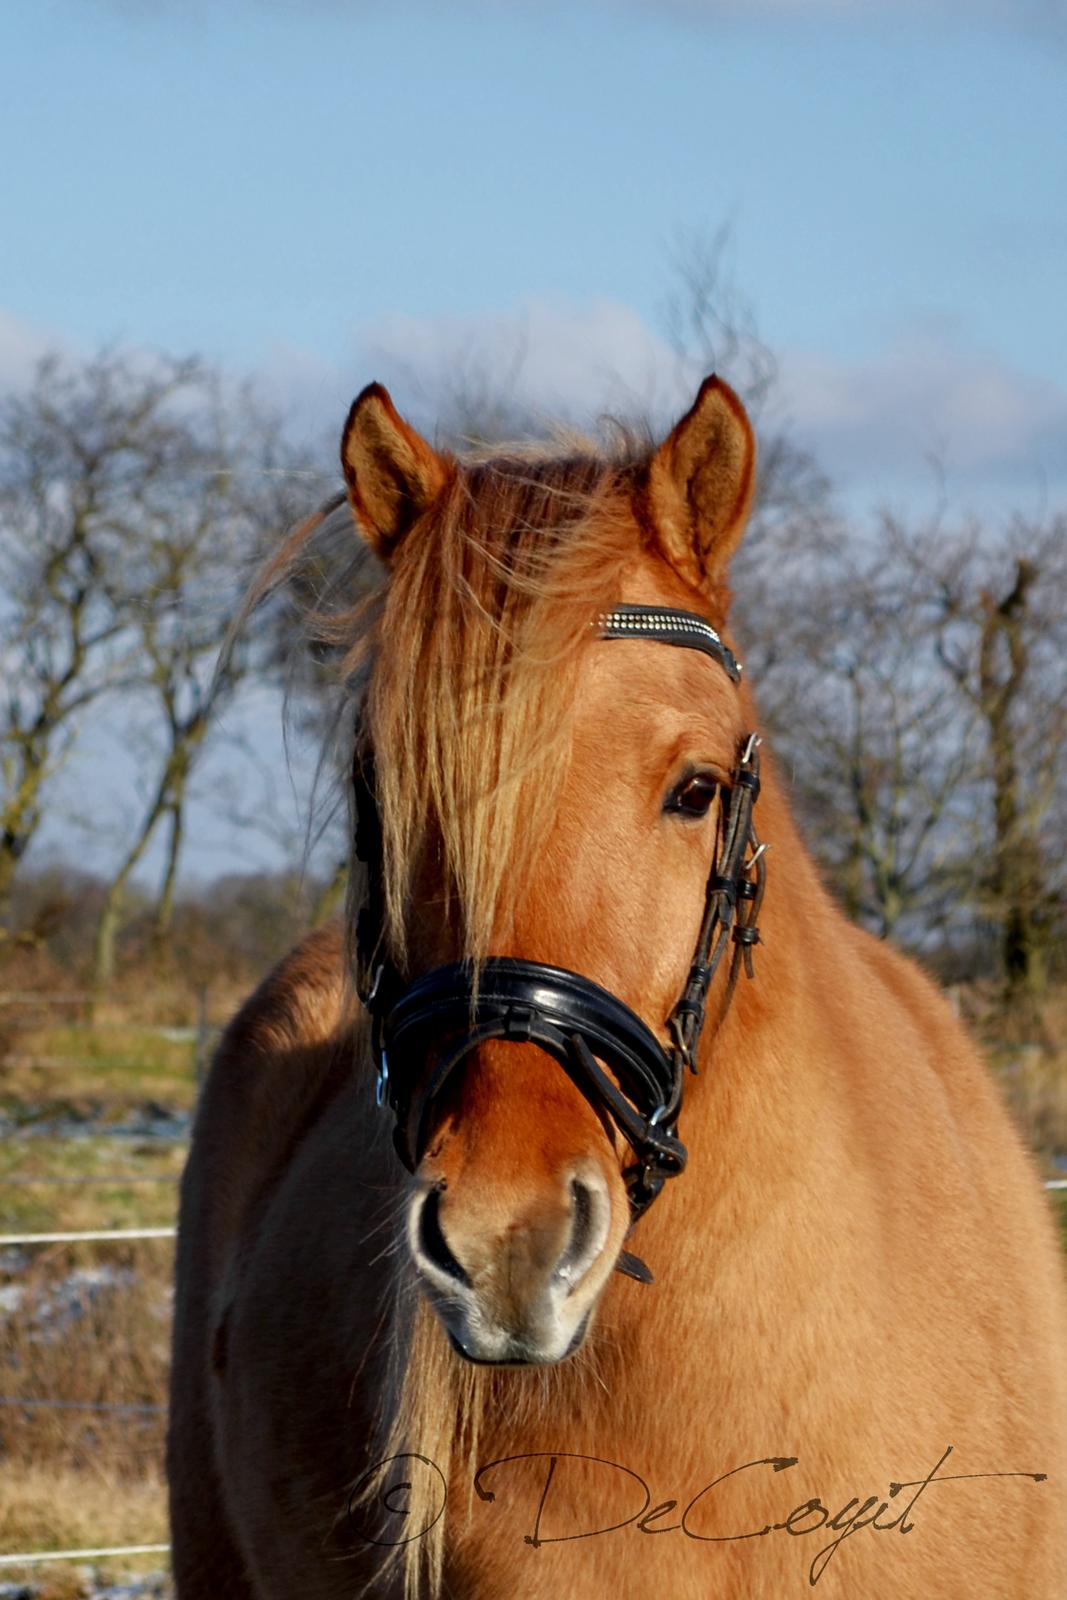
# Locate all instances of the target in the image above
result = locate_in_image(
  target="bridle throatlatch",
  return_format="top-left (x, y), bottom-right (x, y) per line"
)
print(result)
top-left (354, 604), bottom-right (766, 1284)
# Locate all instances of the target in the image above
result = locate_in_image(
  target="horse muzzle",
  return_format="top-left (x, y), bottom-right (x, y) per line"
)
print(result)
top-left (407, 1153), bottom-right (614, 1365)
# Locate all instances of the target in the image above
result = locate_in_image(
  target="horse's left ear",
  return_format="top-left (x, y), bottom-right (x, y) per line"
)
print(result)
top-left (341, 382), bottom-right (452, 561)
top-left (646, 376), bottom-right (756, 601)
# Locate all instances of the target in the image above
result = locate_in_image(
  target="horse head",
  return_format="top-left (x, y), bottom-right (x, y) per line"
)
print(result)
top-left (342, 377), bottom-right (757, 1365)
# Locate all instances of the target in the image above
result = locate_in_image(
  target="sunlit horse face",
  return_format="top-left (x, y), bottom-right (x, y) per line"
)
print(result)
top-left (342, 378), bottom-right (755, 1364)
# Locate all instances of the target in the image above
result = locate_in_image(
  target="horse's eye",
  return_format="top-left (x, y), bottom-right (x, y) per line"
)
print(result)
top-left (665, 773), bottom-right (719, 819)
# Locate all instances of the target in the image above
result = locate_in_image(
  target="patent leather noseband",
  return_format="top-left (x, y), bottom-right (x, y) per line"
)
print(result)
top-left (354, 604), bottom-right (766, 1277)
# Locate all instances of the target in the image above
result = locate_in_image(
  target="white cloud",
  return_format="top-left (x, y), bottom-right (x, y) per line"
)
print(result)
top-left (778, 322), bottom-right (1067, 498)
top-left (304, 300), bottom-right (1067, 506)
top-left (353, 298), bottom-right (694, 430)
top-left (0, 310), bottom-right (70, 397)
top-left (7, 297), bottom-right (1064, 509)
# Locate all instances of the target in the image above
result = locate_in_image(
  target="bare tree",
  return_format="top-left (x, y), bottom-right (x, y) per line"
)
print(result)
top-left (0, 351), bottom-right (206, 923)
top-left (89, 378), bottom-right (305, 992)
top-left (662, 225), bottom-right (779, 415)
top-left (663, 239), bottom-right (1066, 992)
top-left (767, 544), bottom-right (980, 942)
top-left (894, 511), bottom-right (1067, 1012)
top-left (0, 345), bottom-right (309, 980)
top-left (661, 229), bottom-right (844, 698)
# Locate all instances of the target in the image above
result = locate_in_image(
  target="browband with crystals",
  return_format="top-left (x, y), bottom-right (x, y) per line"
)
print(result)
top-left (598, 604), bottom-right (742, 683)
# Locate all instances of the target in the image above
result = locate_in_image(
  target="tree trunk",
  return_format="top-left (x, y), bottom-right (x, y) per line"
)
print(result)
top-left (0, 846), bottom-right (19, 923)
top-left (311, 857), bottom-right (349, 927)
top-left (93, 887), bottom-right (126, 997)
top-left (92, 777), bottom-right (173, 1003)
top-left (0, 751), bottom-right (47, 921)
top-left (978, 560), bottom-right (1046, 1023)
top-left (152, 793), bottom-right (185, 966)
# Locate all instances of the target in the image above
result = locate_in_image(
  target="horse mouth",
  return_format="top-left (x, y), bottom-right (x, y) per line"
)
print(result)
top-left (446, 1311), bottom-right (591, 1368)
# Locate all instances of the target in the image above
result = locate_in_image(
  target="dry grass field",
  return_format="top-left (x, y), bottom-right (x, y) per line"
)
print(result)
top-left (0, 1011), bottom-right (189, 1599)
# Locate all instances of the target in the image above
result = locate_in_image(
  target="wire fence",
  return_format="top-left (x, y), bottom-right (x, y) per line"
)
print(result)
top-left (0, 1544), bottom-right (170, 1569)
top-left (0, 1396), bottom-right (166, 1416)
top-left (1, 1173), bottom-right (180, 1185)
top-left (0, 986), bottom-right (220, 1085)
top-left (0, 1219), bottom-right (178, 1577)
top-left (0, 993), bottom-right (195, 1581)
top-left (0, 1226), bottom-right (177, 1246)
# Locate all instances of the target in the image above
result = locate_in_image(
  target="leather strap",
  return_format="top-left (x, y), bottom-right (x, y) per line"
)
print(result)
top-left (381, 958), bottom-right (686, 1204)
top-left (599, 604), bottom-right (742, 683)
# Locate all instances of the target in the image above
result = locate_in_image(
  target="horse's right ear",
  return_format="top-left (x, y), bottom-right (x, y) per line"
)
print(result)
top-left (341, 383), bottom-right (451, 560)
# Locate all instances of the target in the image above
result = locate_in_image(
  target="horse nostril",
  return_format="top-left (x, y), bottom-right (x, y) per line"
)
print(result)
top-left (417, 1185), bottom-right (471, 1286)
top-left (554, 1178), bottom-right (597, 1291)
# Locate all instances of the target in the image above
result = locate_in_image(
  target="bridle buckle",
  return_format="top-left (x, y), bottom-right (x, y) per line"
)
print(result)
top-left (363, 962), bottom-right (384, 1007)
top-left (375, 1050), bottom-right (390, 1108)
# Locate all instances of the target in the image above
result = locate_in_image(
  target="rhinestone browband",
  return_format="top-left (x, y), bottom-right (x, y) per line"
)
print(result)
top-left (598, 604), bottom-right (742, 683)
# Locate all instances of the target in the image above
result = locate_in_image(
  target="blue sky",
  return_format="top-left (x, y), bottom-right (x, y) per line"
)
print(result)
top-left (3, 0), bottom-right (1065, 877)
top-left (4, 1), bottom-right (1066, 497)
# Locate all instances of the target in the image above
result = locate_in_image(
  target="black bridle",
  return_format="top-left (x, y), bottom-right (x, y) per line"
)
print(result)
top-left (353, 604), bottom-right (766, 1281)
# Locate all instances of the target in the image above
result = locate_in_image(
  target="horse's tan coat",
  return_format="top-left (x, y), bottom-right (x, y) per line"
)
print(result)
top-left (168, 381), bottom-right (1067, 1599)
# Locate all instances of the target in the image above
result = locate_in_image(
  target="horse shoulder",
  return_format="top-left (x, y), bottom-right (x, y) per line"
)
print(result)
top-left (848, 926), bottom-right (1016, 1125)
top-left (839, 921), bottom-right (1067, 1326)
top-left (175, 920), bottom-right (356, 1286)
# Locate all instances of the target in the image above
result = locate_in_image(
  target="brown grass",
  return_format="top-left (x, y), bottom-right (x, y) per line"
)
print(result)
top-left (1001, 1048), bottom-right (1067, 1162)
top-left (0, 1011), bottom-right (176, 1591)
top-left (0, 1137), bottom-right (183, 1236)
top-left (0, 1248), bottom-right (171, 1470)
top-left (0, 1022), bottom-right (198, 1127)
top-left (0, 1247), bottom-right (171, 1589)
top-left (960, 986), bottom-right (1067, 1163)
top-left (0, 1465), bottom-right (167, 1592)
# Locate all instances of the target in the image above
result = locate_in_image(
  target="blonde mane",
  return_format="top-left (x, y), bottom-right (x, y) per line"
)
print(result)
top-left (248, 441), bottom-right (652, 972)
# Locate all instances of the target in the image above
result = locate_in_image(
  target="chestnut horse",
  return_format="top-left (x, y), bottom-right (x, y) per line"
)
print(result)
top-left (168, 377), bottom-right (1067, 1599)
